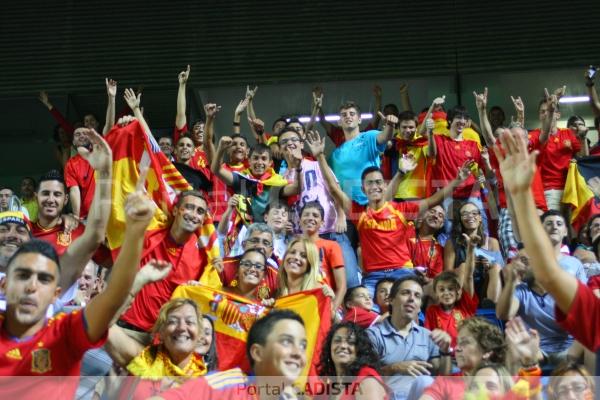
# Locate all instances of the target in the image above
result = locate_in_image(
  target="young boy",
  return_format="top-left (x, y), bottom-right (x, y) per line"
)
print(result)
top-left (212, 139), bottom-right (299, 223)
top-left (342, 285), bottom-right (384, 328)
top-left (374, 277), bottom-right (395, 314)
top-left (424, 265), bottom-right (478, 347)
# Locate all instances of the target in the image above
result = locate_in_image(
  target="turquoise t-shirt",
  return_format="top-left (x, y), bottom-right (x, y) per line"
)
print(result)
top-left (329, 130), bottom-right (385, 205)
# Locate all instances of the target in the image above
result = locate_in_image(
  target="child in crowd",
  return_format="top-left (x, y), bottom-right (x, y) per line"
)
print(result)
top-left (342, 285), bottom-right (385, 328)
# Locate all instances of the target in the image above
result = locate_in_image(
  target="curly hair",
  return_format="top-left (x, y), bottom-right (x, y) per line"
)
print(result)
top-left (318, 322), bottom-right (381, 377)
top-left (458, 317), bottom-right (506, 365)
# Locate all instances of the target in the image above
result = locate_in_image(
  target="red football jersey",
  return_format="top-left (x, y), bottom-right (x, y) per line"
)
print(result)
top-left (31, 222), bottom-right (85, 257)
top-left (64, 154), bottom-right (95, 219)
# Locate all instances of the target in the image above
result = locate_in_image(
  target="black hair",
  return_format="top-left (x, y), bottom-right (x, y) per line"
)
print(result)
top-left (540, 209), bottom-right (565, 224)
top-left (175, 190), bottom-right (208, 208)
top-left (489, 106), bottom-right (506, 117)
top-left (375, 277), bottom-right (395, 294)
top-left (318, 322), bottom-right (381, 377)
top-left (300, 201), bottom-right (325, 220)
top-left (278, 127), bottom-right (302, 139)
top-left (566, 115), bottom-right (585, 128)
top-left (37, 170), bottom-right (66, 192)
top-left (388, 275), bottom-right (423, 314)
top-left (22, 177), bottom-right (36, 186)
top-left (398, 110), bottom-right (418, 123)
top-left (343, 285), bottom-right (369, 309)
top-left (249, 143), bottom-right (272, 159)
top-left (285, 118), bottom-right (305, 132)
top-left (264, 201), bottom-right (290, 216)
top-left (446, 105), bottom-right (471, 128)
top-left (361, 166), bottom-right (382, 182)
top-left (246, 309), bottom-right (304, 368)
top-left (7, 239), bottom-right (60, 274)
top-left (383, 103), bottom-right (400, 117)
top-left (230, 134), bottom-right (248, 145)
top-left (241, 248), bottom-right (268, 267)
top-left (200, 315), bottom-right (219, 372)
top-left (272, 117), bottom-right (288, 130)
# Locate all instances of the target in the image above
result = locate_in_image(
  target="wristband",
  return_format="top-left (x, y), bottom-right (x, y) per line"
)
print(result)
top-left (233, 121), bottom-right (241, 127)
top-left (439, 347), bottom-right (453, 356)
top-left (585, 81), bottom-right (595, 87)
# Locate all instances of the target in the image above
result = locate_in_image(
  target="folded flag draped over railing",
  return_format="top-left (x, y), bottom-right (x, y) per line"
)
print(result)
top-left (562, 156), bottom-right (600, 232)
top-left (172, 285), bottom-right (331, 382)
top-left (103, 121), bottom-right (219, 262)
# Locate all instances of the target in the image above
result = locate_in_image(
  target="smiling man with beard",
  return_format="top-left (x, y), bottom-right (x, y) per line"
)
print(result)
top-left (118, 190), bottom-right (211, 343)
top-left (31, 170), bottom-right (85, 255)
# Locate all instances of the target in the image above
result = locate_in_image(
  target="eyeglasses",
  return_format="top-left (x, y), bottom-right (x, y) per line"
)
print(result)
top-left (460, 210), bottom-right (480, 218)
top-left (279, 137), bottom-right (301, 147)
top-left (246, 237), bottom-right (273, 247)
top-left (239, 260), bottom-right (266, 271)
top-left (364, 179), bottom-right (384, 187)
top-left (555, 382), bottom-right (588, 397)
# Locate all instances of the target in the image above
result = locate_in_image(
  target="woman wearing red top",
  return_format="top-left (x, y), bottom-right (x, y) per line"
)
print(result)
top-left (317, 322), bottom-right (388, 400)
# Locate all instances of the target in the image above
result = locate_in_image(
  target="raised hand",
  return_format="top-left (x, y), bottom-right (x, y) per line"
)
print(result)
top-left (124, 88), bottom-right (141, 110)
top-left (218, 136), bottom-right (233, 150)
top-left (456, 159), bottom-right (474, 183)
top-left (505, 316), bottom-right (540, 366)
top-left (204, 103), bottom-right (222, 119)
top-left (399, 83), bottom-right (408, 93)
top-left (305, 130), bottom-right (325, 157)
top-left (473, 87), bottom-right (488, 111)
top-left (493, 129), bottom-right (538, 195)
top-left (117, 115), bottom-right (137, 127)
top-left (378, 111), bottom-right (398, 127)
top-left (62, 214), bottom-right (80, 233)
top-left (432, 95), bottom-right (446, 108)
top-left (373, 85), bottom-right (382, 98)
top-left (138, 259), bottom-right (173, 284)
top-left (245, 85), bottom-right (258, 100)
top-left (462, 232), bottom-right (482, 249)
top-left (77, 129), bottom-right (113, 172)
top-left (312, 90), bottom-right (323, 109)
top-left (398, 153), bottom-right (417, 174)
top-left (248, 117), bottom-right (265, 133)
top-left (425, 118), bottom-right (435, 135)
top-left (210, 257), bottom-right (224, 274)
top-left (313, 86), bottom-right (323, 99)
top-left (106, 78), bottom-right (117, 98)
top-left (38, 90), bottom-right (52, 108)
top-left (511, 95), bottom-right (524, 114)
top-left (552, 85), bottom-right (567, 99)
top-left (124, 167), bottom-right (157, 229)
top-left (235, 98), bottom-right (249, 116)
top-left (178, 65), bottom-right (191, 85)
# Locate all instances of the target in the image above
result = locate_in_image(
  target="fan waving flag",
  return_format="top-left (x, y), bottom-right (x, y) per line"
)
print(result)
top-left (172, 285), bottom-right (331, 381)
top-left (562, 156), bottom-right (600, 232)
top-left (104, 121), bottom-right (219, 262)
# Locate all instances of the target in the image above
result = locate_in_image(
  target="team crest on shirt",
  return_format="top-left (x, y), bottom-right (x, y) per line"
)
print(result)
top-left (31, 348), bottom-right (51, 373)
top-left (166, 247), bottom-right (177, 256)
top-left (56, 231), bottom-right (72, 247)
top-left (564, 140), bottom-right (572, 149)
top-left (453, 311), bottom-right (464, 325)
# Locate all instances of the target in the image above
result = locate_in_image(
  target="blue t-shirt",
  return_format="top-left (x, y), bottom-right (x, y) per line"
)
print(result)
top-left (329, 130), bottom-right (385, 205)
top-left (558, 255), bottom-right (588, 284)
top-left (514, 284), bottom-right (573, 354)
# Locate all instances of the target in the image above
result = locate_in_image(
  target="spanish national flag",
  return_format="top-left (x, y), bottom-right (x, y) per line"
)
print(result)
top-left (104, 121), bottom-right (219, 262)
top-left (562, 156), bottom-right (600, 232)
top-left (172, 285), bottom-right (331, 382)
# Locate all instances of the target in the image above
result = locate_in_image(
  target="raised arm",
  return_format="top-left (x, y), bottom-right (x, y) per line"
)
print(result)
top-left (203, 103), bottom-right (221, 165)
top-left (234, 98), bottom-right (249, 135)
top-left (496, 261), bottom-right (520, 320)
top-left (399, 83), bottom-right (413, 111)
top-left (376, 111), bottom-right (398, 145)
top-left (84, 168), bottom-right (157, 342)
top-left (371, 85), bottom-right (383, 128)
top-left (510, 95), bottom-right (525, 128)
top-left (306, 90), bottom-right (323, 132)
top-left (123, 88), bottom-right (152, 137)
top-left (539, 86), bottom-right (566, 144)
top-left (314, 87), bottom-right (336, 139)
top-left (59, 129), bottom-right (112, 290)
top-left (585, 67), bottom-right (600, 117)
top-left (246, 85), bottom-right (258, 121)
top-left (383, 155), bottom-right (417, 202)
top-left (281, 145), bottom-right (302, 197)
top-left (305, 130), bottom-right (351, 212)
top-left (175, 65), bottom-right (190, 130)
top-left (457, 233), bottom-right (477, 297)
top-left (211, 136), bottom-right (235, 186)
top-left (494, 129), bottom-right (578, 314)
top-left (69, 186), bottom-right (82, 222)
top-left (105, 260), bottom-right (172, 365)
top-left (473, 87), bottom-right (495, 147)
top-left (38, 90), bottom-right (75, 135)
top-left (102, 78), bottom-right (117, 135)
top-left (417, 162), bottom-right (471, 214)
top-left (418, 95), bottom-right (445, 136)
